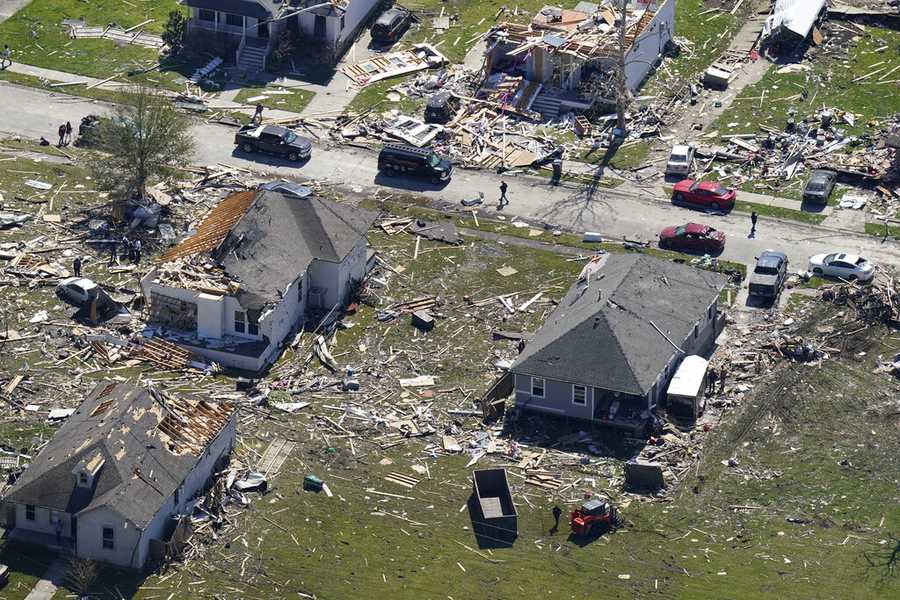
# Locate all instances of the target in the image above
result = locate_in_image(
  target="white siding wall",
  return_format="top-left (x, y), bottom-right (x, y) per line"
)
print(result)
top-left (13, 504), bottom-right (71, 537)
top-left (343, 0), bottom-right (379, 34)
top-left (258, 273), bottom-right (306, 355)
top-left (624, 0), bottom-right (675, 90)
top-left (335, 239), bottom-right (368, 305)
top-left (76, 508), bottom-right (141, 568)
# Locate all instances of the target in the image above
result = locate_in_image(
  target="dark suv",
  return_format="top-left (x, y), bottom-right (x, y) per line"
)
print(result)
top-left (378, 143), bottom-right (452, 183)
top-left (748, 250), bottom-right (789, 299)
top-left (371, 7), bottom-right (411, 44)
top-left (424, 91), bottom-right (459, 124)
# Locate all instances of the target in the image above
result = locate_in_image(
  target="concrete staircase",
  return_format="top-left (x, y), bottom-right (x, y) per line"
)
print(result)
top-left (530, 90), bottom-right (563, 119)
top-left (237, 37), bottom-right (268, 72)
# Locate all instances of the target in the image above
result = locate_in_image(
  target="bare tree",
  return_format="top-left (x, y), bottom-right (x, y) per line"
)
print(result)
top-left (66, 557), bottom-right (98, 596)
top-left (92, 85), bottom-right (194, 203)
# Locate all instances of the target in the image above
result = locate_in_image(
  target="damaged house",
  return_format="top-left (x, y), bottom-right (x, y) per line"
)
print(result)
top-left (0, 382), bottom-right (235, 569)
top-left (481, 0), bottom-right (674, 119)
top-left (509, 254), bottom-right (726, 433)
top-left (182, 0), bottom-right (381, 69)
top-left (761, 0), bottom-right (827, 52)
top-left (140, 187), bottom-right (377, 372)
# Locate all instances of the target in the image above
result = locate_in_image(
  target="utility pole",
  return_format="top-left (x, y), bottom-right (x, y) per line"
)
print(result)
top-left (615, 0), bottom-right (628, 135)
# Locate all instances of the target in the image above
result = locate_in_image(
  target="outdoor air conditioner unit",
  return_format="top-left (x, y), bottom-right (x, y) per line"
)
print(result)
top-left (308, 287), bottom-right (324, 309)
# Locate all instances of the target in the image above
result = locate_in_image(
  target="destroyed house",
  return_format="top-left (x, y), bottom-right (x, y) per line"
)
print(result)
top-left (141, 188), bottom-right (377, 372)
top-left (482, 1), bottom-right (674, 119)
top-left (509, 254), bottom-right (726, 432)
top-left (0, 382), bottom-right (236, 569)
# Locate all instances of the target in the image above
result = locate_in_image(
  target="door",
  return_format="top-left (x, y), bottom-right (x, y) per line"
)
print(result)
top-left (314, 15), bottom-right (326, 39)
top-left (257, 22), bottom-right (269, 39)
top-left (4, 504), bottom-right (14, 528)
top-left (71, 516), bottom-right (77, 541)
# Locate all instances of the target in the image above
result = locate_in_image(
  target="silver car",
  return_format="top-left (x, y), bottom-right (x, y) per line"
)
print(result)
top-left (808, 252), bottom-right (875, 282)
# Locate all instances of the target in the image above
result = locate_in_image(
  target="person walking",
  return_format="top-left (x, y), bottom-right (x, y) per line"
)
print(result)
top-left (132, 239), bottom-right (142, 265)
top-left (65, 121), bottom-right (73, 145)
top-left (551, 505), bottom-right (563, 533)
top-left (750, 211), bottom-right (758, 237)
top-left (253, 103), bottom-right (264, 124)
top-left (108, 241), bottom-right (118, 267)
top-left (73, 256), bottom-right (82, 277)
top-left (498, 180), bottom-right (508, 208)
top-left (57, 124), bottom-right (66, 147)
top-left (1, 44), bottom-right (11, 69)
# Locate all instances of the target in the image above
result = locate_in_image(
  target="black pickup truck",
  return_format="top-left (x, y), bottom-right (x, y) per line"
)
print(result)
top-left (748, 250), bottom-right (789, 299)
top-left (234, 124), bottom-right (312, 162)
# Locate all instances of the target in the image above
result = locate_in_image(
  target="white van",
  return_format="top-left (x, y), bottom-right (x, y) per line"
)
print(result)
top-left (666, 144), bottom-right (695, 176)
top-left (666, 355), bottom-right (709, 421)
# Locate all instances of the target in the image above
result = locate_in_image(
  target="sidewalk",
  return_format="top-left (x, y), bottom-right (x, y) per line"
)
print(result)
top-left (5, 62), bottom-right (112, 88)
top-left (23, 557), bottom-right (66, 600)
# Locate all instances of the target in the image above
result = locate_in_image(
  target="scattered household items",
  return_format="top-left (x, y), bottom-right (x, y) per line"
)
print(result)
top-left (702, 63), bottom-right (734, 90)
top-left (471, 468), bottom-right (518, 544)
top-left (658, 223), bottom-right (725, 254)
top-left (343, 43), bottom-right (447, 87)
top-left (748, 250), bottom-right (789, 299)
top-left (665, 355), bottom-right (709, 422)
top-left (666, 144), bottom-right (695, 177)
top-left (761, 0), bottom-right (827, 52)
top-left (802, 169), bottom-right (837, 204)
top-left (808, 252), bottom-right (875, 283)
top-left (370, 6), bottom-right (412, 44)
top-left (377, 143), bottom-right (453, 183)
top-left (67, 21), bottom-right (164, 49)
top-left (189, 56), bottom-right (223, 85)
top-left (383, 115), bottom-right (444, 147)
top-left (671, 180), bottom-right (736, 211)
top-left (233, 471), bottom-right (267, 492)
top-left (569, 497), bottom-right (622, 537)
top-left (0, 212), bottom-right (32, 229)
top-left (234, 124), bottom-right (312, 162)
top-left (75, 114), bottom-right (102, 147)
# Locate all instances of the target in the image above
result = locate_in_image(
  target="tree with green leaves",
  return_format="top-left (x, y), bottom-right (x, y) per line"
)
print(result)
top-left (162, 10), bottom-right (189, 55)
top-left (92, 85), bottom-right (194, 202)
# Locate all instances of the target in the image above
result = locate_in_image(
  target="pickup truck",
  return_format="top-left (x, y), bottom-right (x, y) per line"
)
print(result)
top-left (234, 124), bottom-right (312, 162)
top-left (748, 250), bottom-right (789, 299)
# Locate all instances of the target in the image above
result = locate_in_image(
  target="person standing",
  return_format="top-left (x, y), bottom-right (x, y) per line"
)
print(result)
top-left (57, 124), bottom-right (66, 147)
top-left (65, 121), bottom-right (73, 145)
top-left (253, 103), bottom-right (264, 124)
top-left (551, 505), bottom-right (563, 533)
top-left (108, 241), bottom-right (118, 267)
top-left (1, 44), bottom-right (11, 69)
top-left (498, 180), bottom-right (508, 208)
top-left (551, 158), bottom-right (562, 186)
top-left (750, 211), bottom-right (758, 237)
top-left (73, 256), bottom-right (82, 277)
top-left (132, 239), bottom-right (142, 265)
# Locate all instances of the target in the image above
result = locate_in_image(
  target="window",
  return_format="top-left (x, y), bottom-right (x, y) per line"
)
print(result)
top-left (693, 324), bottom-right (698, 339)
top-left (25, 504), bottom-right (35, 521)
top-left (102, 527), bottom-right (114, 550)
top-left (198, 8), bottom-right (215, 22)
top-left (234, 311), bottom-right (246, 334)
top-left (79, 472), bottom-right (88, 485)
top-left (225, 13), bottom-right (243, 28)
top-left (531, 377), bottom-right (545, 398)
top-left (247, 310), bottom-right (260, 336)
top-left (572, 384), bottom-right (586, 406)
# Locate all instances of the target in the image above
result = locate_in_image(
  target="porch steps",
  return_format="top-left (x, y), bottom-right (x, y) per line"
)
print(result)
top-left (529, 90), bottom-right (563, 119)
top-left (237, 39), bottom-right (268, 72)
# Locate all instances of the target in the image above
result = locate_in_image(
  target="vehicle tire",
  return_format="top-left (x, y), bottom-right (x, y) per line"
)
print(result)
top-left (659, 239), bottom-right (669, 250)
top-left (674, 193), bottom-right (684, 204)
top-left (431, 175), bottom-right (441, 184)
top-left (288, 152), bottom-right (300, 162)
top-left (242, 143), bottom-right (254, 153)
top-left (812, 267), bottom-right (823, 276)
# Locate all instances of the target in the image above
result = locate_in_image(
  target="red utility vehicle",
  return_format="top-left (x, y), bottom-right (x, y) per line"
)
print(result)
top-left (570, 498), bottom-right (622, 537)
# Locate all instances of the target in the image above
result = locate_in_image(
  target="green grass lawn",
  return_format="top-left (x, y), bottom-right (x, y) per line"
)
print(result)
top-left (0, 68), bottom-right (133, 105)
top-left (712, 26), bottom-right (900, 136)
top-left (345, 76), bottom-right (428, 115)
top-left (233, 85), bottom-right (315, 114)
top-left (864, 221), bottom-right (900, 239)
top-left (734, 199), bottom-right (826, 225)
top-left (0, 0), bottom-right (192, 89)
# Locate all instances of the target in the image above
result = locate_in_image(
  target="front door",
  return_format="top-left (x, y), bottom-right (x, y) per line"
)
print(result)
top-left (257, 22), bottom-right (269, 39)
top-left (314, 15), bottom-right (326, 39)
top-left (71, 515), bottom-right (77, 541)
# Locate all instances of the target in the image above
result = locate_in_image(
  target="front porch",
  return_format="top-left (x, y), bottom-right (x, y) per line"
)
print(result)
top-left (7, 528), bottom-right (75, 553)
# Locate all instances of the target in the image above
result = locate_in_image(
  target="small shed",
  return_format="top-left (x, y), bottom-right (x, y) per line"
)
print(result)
top-left (471, 468), bottom-right (518, 542)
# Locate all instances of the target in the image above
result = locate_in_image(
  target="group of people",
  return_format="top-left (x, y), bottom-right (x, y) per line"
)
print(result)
top-left (108, 236), bottom-right (142, 266)
top-left (57, 121), bottom-right (73, 147)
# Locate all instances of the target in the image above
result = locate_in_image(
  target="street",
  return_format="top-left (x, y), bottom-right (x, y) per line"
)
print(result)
top-left (2, 81), bottom-right (898, 272)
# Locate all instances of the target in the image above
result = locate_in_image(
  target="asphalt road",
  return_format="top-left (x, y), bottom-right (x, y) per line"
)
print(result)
top-left (3, 81), bottom-right (899, 273)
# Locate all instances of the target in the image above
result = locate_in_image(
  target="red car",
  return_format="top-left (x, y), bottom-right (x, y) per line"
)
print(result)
top-left (672, 179), bottom-right (736, 211)
top-left (659, 223), bottom-right (726, 253)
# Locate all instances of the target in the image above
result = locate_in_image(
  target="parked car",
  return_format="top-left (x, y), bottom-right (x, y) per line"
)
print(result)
top-left (658, 223), bottom-right (725, 253)
top-left (672, 179), bottom-right (736, 211)
top-left (666, 144), bottom-right (695, 176)
top-left (234, 124), bottom-right (312, 162)
top-left (802, 169), bottom-right (837, 203)
top-left (371, 7), bottom-right (411, 44)
top-left (808, 252), bottom-right (875, 282)
top-left (378, 143), bottom-right (452, 183)
top-left (748, 250), bottom-right (789, 299)
top-left (424, 90), bottom-right (459, 124)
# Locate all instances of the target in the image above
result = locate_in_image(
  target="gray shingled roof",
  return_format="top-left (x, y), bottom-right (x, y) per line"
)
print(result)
top-left (213, 190), bottom-right (377, 310)
top-left (181, 0), bottom-right (280, 19)
top-left (511, 254), bottom-right (727, 395)
top-left (3, 383), bottom-right (234, 529)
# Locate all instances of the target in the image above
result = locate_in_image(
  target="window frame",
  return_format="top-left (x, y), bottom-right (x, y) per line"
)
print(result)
top-left (234, 310), bottom-right (246, 334)
top-left (25, 504), bottom-right (35, 521)
top-left (198, 8), bottom-right (215, 22)
top-left (79, 472), bottom-right (88, 485)
top-left (102, 526), bottom-right (115, 550)
top-left (225, 13), bottom-right (244, 28)
top-left (247, 310), bottom-right (260, 336)
top-left (572, 384), bottom-right (587, 406)
top-left (531, 376), bottom-right (545, 398)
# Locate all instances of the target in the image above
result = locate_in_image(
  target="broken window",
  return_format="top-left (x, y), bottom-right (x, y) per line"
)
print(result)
top-left (25, 504), bottom-right (35, 521)
top-left (102, 527), bottom-right (114, 549)
top-left (150, 292), bottom-right (197, 332)
top-left (198, 9), bottom-right (215, 22)
top-left (531, 377), bottom-right (545, 398)
top-left (234, 311), bottom-right (246, 334)
top-left (573, 384), bottom-right (586, 406)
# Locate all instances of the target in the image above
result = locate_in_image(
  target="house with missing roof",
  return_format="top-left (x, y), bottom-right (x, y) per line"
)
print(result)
top-left (481, 1), bottom-right (674, 119)
top-left (509, 254), bottom-right (727, 433)
top-left (181, 0), bottom-right (381, 69)
top-left (0, 382), bottom-right (235, 569)
top-left (140, 187), bottom-right (377, 372)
